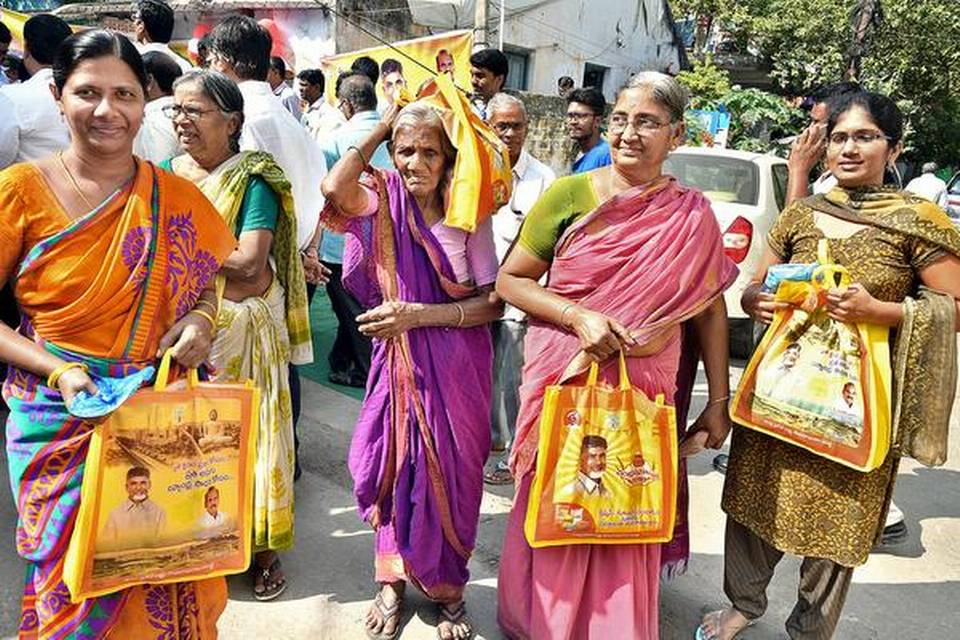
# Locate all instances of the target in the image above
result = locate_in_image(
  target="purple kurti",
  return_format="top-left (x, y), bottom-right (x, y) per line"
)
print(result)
top-left (333, 170), bottom-right (493, 602)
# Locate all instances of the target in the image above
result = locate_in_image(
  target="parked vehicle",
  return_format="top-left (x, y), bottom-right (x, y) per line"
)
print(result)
top-left (944, 171), bottom-right (960, 219)
top-left (664, 146), bottom-right (789, 358)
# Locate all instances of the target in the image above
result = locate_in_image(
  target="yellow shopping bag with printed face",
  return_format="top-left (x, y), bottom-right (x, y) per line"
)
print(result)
top-left (731, 241), bottom-right (892, 471)
top-left (524, 354), bottom-right (678, 547)
top-left (63, 351), bottom-right (259, 601)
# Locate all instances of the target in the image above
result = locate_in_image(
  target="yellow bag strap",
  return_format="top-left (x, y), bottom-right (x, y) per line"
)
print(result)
top-left (585, 352), bottom-right (631, 391)
top-left (817, 238), bottom-right (831, 264)
top-left (813, 238), bottom-right (851, 291)
top-left (154, 348), bottom-right (200, 391)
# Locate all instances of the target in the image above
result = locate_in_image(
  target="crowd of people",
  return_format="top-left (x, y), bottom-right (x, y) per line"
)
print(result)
top-left (1, 1), bottom-right (959, 639)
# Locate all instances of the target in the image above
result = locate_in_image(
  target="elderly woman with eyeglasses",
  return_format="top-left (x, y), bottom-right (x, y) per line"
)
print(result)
top-left (160, 69), bottom-right (311, 602)
top-left (495, 72), bottom-right (738, 639)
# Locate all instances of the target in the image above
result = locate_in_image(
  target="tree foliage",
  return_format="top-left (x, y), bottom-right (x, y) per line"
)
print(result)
top-left (669, 0), bottom-right (960, 165)
top-left (676, 56), bottom-right (731, 108)
top-left (677, 57), bottom-right (804, 152)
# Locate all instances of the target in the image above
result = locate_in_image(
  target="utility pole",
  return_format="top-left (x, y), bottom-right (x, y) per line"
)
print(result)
top-left (474, 0), bottom-right (488, 49)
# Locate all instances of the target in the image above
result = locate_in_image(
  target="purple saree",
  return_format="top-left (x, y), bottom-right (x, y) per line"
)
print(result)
top-left (326, 170), bottom-right (493, 602)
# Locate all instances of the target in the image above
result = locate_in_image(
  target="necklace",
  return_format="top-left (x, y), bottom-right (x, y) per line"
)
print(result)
top-left (57, 151), bottom-right (96, 211)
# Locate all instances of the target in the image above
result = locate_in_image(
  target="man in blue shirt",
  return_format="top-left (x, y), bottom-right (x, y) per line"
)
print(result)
top-left (567, 87), bottom-right (611, 174)
top-left (318, 73), bottom-right (393, 388)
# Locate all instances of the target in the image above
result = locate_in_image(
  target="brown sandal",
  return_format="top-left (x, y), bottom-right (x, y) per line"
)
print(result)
top-left (437, 602), bottom-right (473, 640)
top-left (366, 591), bottom-right (403, 640)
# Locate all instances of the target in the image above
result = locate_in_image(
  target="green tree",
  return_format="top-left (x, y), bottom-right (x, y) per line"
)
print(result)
top-left (670, 0), bottom-right (960, 165)
top-left (676, 56), bottom-right (731, 109)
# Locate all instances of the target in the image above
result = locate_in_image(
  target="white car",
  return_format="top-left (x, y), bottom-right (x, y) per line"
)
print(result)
top-left (945, 171), bottom-right (960, 220)
top-left (663, 146), bottom-right (789, 358)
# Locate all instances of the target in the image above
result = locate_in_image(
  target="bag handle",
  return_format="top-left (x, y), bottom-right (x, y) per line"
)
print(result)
top-left (813, 239), bottom-right (851, 291)
top-left (585, 351), bottom-right (632, 391)
top-left (154, 349), bottom-right (200, 391)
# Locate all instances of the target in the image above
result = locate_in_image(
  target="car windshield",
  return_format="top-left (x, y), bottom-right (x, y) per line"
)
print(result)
top-left (664, 154), bottom-right (760, 206)
top-left (948, 174), bottom-right (960, 195)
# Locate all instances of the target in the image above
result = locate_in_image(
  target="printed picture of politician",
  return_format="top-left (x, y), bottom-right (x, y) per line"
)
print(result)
top-left (560, 434), bottom-right (609, 499)
top-left (197, 485), bottom-right (231, 537)
top-left (101, 466), bottom-right (167, 550)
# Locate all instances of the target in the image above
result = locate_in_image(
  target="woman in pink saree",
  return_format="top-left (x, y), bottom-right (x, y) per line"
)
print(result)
top-left (496, 72), bottom-right (739, 639)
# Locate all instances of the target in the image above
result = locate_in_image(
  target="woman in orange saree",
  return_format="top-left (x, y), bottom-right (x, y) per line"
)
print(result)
top-left (0, 31), bottom-right (235, 639)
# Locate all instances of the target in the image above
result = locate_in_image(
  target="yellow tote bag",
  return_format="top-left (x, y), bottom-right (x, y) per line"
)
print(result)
top-left (63, 351), bottom-right (259, 601)
top-left (731, 241), bottom-right (892, 471)
top-left (525, 354), bottom-right (678, 547)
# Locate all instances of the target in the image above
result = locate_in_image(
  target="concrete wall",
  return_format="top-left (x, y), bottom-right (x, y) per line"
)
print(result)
top-left (494, 0), bottom-right (681, 101)
top-left (519, 91), bottom-right (576, 177)
top-left (334, 0), bottom-right (430, 54)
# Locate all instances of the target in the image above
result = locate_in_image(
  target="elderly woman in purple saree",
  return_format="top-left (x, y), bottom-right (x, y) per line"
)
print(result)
top-left (495, 73), bottom-right (738, 639)
top-left (321, 102), bottom-right (503, 640)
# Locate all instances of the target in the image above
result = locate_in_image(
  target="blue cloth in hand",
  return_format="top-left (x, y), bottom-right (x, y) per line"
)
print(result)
top-left (68, 366), bottom-right (156, 419)
top-left (762, 263), bottom-right (817, 293)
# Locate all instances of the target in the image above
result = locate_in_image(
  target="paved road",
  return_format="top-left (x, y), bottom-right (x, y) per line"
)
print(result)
top-left (2, 357), bottom-right (960, 639)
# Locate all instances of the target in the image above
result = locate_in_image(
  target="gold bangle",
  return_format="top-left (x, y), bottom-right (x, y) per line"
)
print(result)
top-left (559, 303), bottom-right (576, 328)
top-left (707, 395), bottom-right (730, 407)
top-left (47, 362), bottom-right (89, 390)
top-left (454, 302), bottom-right (465, 328)
top-left (348, 145), bottom-right (368, 167)
top-left (189, 308), bottom-right (217, 332)
top-left (195, 298), bottom-right (219, 315)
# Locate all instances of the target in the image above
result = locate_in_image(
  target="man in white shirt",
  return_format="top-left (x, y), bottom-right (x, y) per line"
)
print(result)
top-left (267, 56), bottom-right (301, 118)
top-left (0, 23), bottom-right (12, 88)
top-left (905, 162), bottom-right (948, 206)
top-left (208, 15), bottom-right (328, 485)
top-left (0, 14), bottom-right (73, 169)
top-left (133, 51), bottom-right (182, 162)
top-left (208, 16), bottom-right (328, 258)
top-left (100, 467), bottom-right (167, 551)
top-left (196, 486), bottom-right (231, 538)
top-left (132, 0), bottom-right (192, 74)
top-left (298, 68), bottom-right (345, 143)
top-left (484, 93), bottom-right (556, 485)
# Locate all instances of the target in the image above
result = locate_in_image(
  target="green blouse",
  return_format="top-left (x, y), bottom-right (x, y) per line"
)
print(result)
top-left (158, 158), bottom-right (279, 235)
top-left (517, 172), bottom-right (600, 261)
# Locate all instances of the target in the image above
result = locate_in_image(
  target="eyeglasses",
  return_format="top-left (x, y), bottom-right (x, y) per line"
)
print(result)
top-left (827, 131), bottom-right (890, 147)
top-left (608, 115), bottom-right (672, 135)
top-left (162, 104), bottom-right (222, 121)
top-left (566, 111), bottom-right (599, 122)
top-left (492, 122), bottom-right (526, 134)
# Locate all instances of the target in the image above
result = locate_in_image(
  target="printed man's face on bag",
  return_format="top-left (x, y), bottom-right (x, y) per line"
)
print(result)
top-left (126, 474), bottom-right (150, 504)
top-left (580, 445), bottom-right (607, 479)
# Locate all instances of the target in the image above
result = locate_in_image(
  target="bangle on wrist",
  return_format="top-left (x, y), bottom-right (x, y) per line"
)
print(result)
top-left (348, 145), bottom-right (368, 167)
top-left (195, 298), bottom-right (218, 315)
top-left (189, 308), bottom-right (217, 332)
top-left (707, 394), bottom-right (730, 407)
top-left (48, 362), bottom-right (89, 390)
top-left (559, 303), bottom-right (576, 329)
top-left (453, 302), bottom-right (465, 328)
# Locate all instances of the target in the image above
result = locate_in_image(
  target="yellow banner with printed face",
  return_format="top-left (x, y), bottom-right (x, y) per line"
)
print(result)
top-left (1, 8), bottom-right (84, 50)
top-left (320, 30), bottom-right (473, 106)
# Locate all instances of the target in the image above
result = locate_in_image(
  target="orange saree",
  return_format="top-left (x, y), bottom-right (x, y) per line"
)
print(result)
top-left (0, 161), bottom-right (235, 639)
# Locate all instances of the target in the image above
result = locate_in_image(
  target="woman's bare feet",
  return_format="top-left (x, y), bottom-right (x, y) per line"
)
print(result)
top-left (697, 608), bottom-right (753, 640)
top-left (365, 581), bottom-right (405, 639)
top-left (437, 600), bottom-right (473, 640)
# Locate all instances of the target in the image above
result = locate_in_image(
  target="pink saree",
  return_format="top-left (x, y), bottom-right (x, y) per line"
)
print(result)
top-left (498, 176), bottom-right (737, 639)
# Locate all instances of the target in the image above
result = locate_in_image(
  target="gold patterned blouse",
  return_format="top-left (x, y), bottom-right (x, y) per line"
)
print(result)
top-left (723, 189), bottom-right (954, 567)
